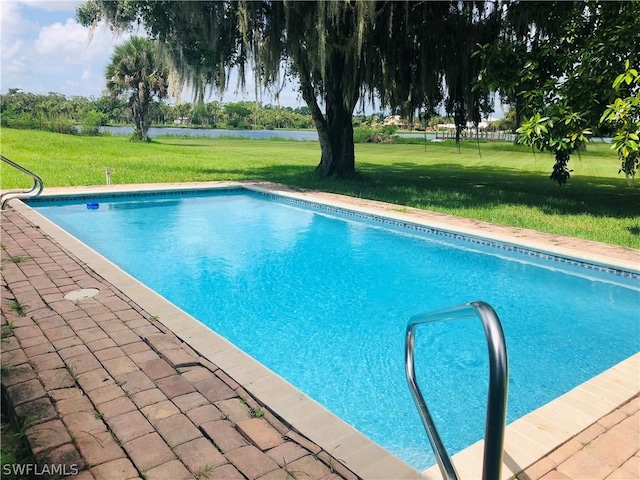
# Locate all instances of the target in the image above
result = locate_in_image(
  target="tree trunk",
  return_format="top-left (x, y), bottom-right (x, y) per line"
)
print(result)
top-left (131, 82), bottom-right (150, 142)
top-left (316, 97), bottom-right (355, 177)
top-left (296, 51), bottom-right (358, 177)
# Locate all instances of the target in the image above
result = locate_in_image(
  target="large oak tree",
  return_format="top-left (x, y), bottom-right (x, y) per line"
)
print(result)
top-left (78, 0), bottom-right (498, 176)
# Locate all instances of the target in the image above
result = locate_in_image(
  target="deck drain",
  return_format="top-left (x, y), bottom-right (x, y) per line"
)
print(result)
top-left (64, 288), bottom-right (100, 301)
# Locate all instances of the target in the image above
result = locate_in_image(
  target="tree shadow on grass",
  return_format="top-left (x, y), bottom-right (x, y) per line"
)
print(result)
top-left (197, 161), bottom-right (639, 220)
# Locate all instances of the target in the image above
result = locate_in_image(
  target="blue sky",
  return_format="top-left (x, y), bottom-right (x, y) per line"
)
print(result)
top-left (0, 0), bottom-right (304, 106)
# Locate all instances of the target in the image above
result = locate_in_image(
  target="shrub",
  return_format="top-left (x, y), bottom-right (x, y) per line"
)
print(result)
top-left (353, 125), bottom-right (398, 143)
top-left (353, 125), bottom-right (375, 143)
top-left (80, 110), bottom-right (104, 136)
top-left (1, 112), bottom-right (41, 130)
top-left (46, 118), bottom-right (77, 135)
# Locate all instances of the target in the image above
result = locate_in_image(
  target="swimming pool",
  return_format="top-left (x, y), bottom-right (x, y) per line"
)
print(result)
top-left (25, 185), bottom-right (640, 473)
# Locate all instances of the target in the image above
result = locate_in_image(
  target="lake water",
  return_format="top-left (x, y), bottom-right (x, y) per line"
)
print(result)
top-left (99, 126), bottom-right (439, 141)
top-left (100, 126), bottom-right (321, 140)
top-left (99, 126), bottom-right (611, 144)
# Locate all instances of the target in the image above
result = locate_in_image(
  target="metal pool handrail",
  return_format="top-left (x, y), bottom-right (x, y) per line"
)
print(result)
top-left (405, 301), bottom-right (509, 480)
top-left (1, 155), bottom-right (44, 209)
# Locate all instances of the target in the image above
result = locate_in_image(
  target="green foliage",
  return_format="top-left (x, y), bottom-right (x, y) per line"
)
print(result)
top-left (48, 117), bottom-right (77, 135)
top-left (353, 125), bottom-right (399, 144)
top-left (0, 103), bottom-right (74, 135)
top-left (7, 256), bottom-right (30, 264)
top-left (0, 90), bottom-right (99, 135)
top-left (600, 62), bottom-right (640, 183)
top-left (353, 126), bottom-right (375, 144)
top-left (72, 1), bottom-right (640, 182)
top-left (193, 464), bottom-right (214, 480)
top-left (0, 111), bottom-right (41, 131)
top-left (105, 36), bottom-right (169, 141)
top-left (1, 90), bottom-right (88, 132)
top-left (128, 132), bottom-right (151, 143)
top-left (517, 103), bottom-right (592, 186)
top-left (381, 125), bottom-right (398, 136)
top-left (477, 0), bottom-right (639, 184)
top-left (490, 110), bottom-right (517, 133)
top-left (1, 321), bottom-right (15, 340)
top-left (81, 110), bottom-right (105, 136)
top-left (2, 88), bottom-right (315, 133)
top-left (224, 102), bottom-right (253, 129)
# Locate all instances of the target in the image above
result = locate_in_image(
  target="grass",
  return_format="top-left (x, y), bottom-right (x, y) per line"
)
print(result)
top-left (9, 300), bottom-right (29, 317)
top-left (1, 128), bottom-right (638, 248)
top-left (1, 409), bottom-right (36, 480)
top-left (7, 256), bottom-right (30, 264)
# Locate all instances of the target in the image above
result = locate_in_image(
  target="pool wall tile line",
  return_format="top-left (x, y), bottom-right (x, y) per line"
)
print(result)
top-left (243, 183), bottom-right (639, 277)
top-left (11, 182), bottom-right (640, 480)
top-left (25, 181), bottom-right (640, 277)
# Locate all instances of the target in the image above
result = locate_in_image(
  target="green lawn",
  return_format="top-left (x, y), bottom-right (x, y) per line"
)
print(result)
top-left (1, 128), bottom-right (639, 248)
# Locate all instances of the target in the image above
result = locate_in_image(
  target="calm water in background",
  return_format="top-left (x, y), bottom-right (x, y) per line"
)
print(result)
top-left (99, 126), bottom-right (611, 142)
top-left (99, 125), bottom-right (439, 141)
top-left (31, 191), bottom-right (639, 470)
top-left (100, 126), bottom-right (320, 140)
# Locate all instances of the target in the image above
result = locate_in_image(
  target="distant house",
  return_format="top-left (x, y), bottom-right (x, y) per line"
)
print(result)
top-left (437, 120), bottom-right (491, 130)
top-left (383, 115), bottom-right (409, 129)
top-left (382, 115), bottom-right (409, 128)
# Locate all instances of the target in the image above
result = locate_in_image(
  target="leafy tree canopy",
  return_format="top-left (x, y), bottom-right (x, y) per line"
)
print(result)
top-left (78, 0), bottom-right (640, 182)
top-left (105, 35), bottom-right (169, 141)
top-left (477, 0), bottom-right (640, 184)
top-left (600, 62), bottom-right (640, 184)
top-left (77, 0), bottom-right (499, 176)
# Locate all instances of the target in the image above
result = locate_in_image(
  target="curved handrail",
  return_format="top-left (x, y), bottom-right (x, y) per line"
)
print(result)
top-left (405, 301), bottom-right (509, 480)
top-left (1, 155), bottom-right (44, 209)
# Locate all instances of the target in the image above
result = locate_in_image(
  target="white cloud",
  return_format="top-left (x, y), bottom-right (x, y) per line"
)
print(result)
top-left (0, 1), bottom-right (35, 37)
top-left (0, 0), bottom-right (133, 97)
top-left (0, 3), bottom-right (32, 81)
top-left (1, 39), bottom-right (26, 73)
top-left (35, 18), bottom-right (119, 65)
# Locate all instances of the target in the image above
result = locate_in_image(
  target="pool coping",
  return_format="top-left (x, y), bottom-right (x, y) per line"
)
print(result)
top-left (7, 181), bottom-right (640, 480)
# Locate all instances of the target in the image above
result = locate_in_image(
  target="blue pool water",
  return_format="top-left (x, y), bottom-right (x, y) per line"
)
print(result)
top-left (31, 190), bottom-right (640, 470)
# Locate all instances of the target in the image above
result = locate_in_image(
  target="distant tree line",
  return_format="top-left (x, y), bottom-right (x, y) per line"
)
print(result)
top-left (0, 88), bottom-right (482, 136)
top-left (0, 88), bottom-right (322, 134)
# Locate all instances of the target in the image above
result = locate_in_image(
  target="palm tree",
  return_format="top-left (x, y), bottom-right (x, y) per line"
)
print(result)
top-left (105, 36), bottom-right (168, 141)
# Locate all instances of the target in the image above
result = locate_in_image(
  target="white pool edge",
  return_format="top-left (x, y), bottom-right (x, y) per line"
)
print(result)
top-left (9, 181), bottom-right (640, 480)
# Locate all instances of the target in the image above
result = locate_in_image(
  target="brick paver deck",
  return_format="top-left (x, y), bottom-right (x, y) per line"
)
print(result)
top-left (1, 209), bottom-right (356, 480)
top-left (517, 394), bottom-right (638, 480)
top-left (1, 194), bottom-right (638, 480)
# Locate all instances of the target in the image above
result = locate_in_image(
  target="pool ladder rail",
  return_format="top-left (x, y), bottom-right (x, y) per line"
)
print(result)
top-left (405, 301), bottom-right (509, 480)
top-left (1, 155), bottom-right (44, 210)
